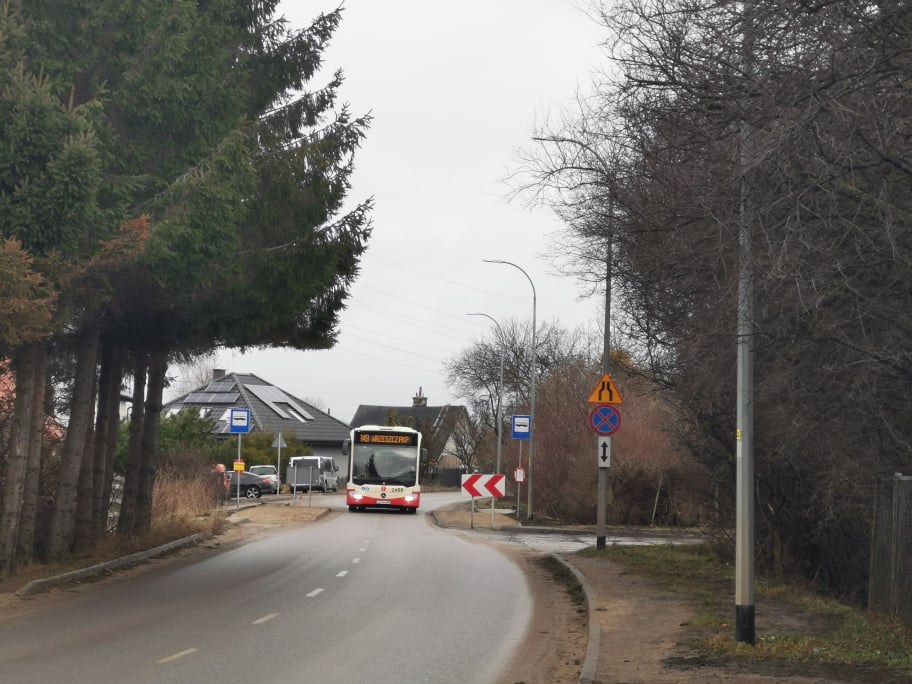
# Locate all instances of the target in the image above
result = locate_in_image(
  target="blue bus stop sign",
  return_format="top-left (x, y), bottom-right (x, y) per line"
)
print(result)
top-left (229, 408), bottom-right (251, 434)
top-left (511, 414), bottom-right (531, 440)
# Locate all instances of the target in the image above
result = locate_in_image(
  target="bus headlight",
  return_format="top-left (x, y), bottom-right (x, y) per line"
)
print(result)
top-left (349, 491), bottom-right (364, 501)
top-left (403, 493), bottom-right (418, 503)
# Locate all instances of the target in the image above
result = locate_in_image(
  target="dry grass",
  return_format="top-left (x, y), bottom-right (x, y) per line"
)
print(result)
top-left (150, 468), bottom-right (226, 538)
top-left (0, 469), bottom-right (227, 595)
top-left (597, 543), bottom-right (912, 679)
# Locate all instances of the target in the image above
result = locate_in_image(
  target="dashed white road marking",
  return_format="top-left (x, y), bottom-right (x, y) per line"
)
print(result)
top-left (157, 648), bottom-right (198, 664)
top-left (306, 588), bottom-right (324, 597)
top-left (337, 570), bottom-right (348, 577)
top-left (252, 613), bottom-right (279, 625)
top-left (359, 547), bottom-right (367, 552)
top-left (352, 557), bottom-right (361, 564)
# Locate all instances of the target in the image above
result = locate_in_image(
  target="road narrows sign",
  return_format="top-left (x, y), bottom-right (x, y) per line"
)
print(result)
top-left (461, 474), bottom-right (506, 498)
top-left (587, 373), bottom-right (623, 405)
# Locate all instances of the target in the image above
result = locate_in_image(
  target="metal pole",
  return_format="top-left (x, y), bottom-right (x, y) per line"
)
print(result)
top-left (484, 260), bottom-right (536, 520)
top-left (308, 467), bottom-right (314, 507)
top-left (236, 434), bottom-right (241, 510)
top-left (735, 0), bottom-right (756, 645)
top-left (597, 232), bottom-right (613, 549)
top-left (516, 441), bottom-right (523, 518)
top-left (276, 432), bottom-right (282, 495)
top-left (467, 312), bottom-right (505, 526)
top-left (494, 348), bottom-right (503, 528)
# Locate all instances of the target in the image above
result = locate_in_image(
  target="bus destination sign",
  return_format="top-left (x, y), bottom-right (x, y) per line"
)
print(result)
top-left (357, 431), bottom-right (419, 446)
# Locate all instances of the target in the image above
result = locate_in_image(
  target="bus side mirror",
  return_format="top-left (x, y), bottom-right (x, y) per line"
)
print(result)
top-left (420, 448), bottom-right (429, 464)
top-left (342, 439), bottom-right (350, 455)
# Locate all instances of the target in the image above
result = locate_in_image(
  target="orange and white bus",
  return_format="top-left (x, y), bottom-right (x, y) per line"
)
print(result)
top-left (344, 425), bottom-right (426, 513)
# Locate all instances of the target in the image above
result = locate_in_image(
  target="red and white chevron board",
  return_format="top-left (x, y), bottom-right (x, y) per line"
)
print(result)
top-left (461, 473), bottom-right (506, 498)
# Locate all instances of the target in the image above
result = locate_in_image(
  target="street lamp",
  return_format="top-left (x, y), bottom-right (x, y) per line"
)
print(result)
top-left (466, 313), bottom-right (505, 476)
top-left (483, 259), bottom-right (537, 520)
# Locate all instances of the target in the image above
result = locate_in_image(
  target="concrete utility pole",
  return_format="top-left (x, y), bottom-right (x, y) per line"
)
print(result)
top-left (735, 0), bottom-right (757, 646)
top-left (596, 234), bottom-right (612, 550)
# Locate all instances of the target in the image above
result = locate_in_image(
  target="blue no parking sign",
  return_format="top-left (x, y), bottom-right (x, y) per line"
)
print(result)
top-left (589, 404), bottom-right (621, 436)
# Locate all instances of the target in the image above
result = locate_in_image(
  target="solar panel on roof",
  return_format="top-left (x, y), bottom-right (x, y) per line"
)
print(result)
top-left (204, 381), bottom-right (236, 393)
top-left (185, 392), bottom-right (240, 404)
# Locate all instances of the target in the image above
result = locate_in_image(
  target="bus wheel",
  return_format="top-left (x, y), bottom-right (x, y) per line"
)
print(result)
top-left (349, 505), bottom-right (357, 512)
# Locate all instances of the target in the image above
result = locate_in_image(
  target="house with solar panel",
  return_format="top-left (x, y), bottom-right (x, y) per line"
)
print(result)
top-left (163, 369), bottom-right (352, 477)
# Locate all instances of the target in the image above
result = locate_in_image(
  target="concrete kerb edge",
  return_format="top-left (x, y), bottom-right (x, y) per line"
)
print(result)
top-left (550, 553), bottom-right (600, 684)
top-left (15, 503), bottom-right (332, 598)
top-left (15, 532), bottom-right (207, 597)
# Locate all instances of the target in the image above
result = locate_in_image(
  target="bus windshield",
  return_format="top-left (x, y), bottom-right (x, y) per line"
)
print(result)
top-left (351, 444), bottom-right (417, 486)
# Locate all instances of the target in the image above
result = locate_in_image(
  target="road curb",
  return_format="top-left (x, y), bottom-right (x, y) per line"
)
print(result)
top-left (14, 533), bottom-right (207, 597)
top-left (14, 505), bottom-right (333, 598)
top-left (551, 554), bottom-right (600, 684)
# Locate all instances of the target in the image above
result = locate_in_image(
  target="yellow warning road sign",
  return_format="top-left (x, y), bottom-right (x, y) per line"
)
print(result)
top-left (587, 373), bottom-right (623, 405)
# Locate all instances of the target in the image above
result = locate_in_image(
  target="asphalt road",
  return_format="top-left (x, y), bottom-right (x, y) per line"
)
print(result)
top-left (0, 493), bottom-right (531, 684)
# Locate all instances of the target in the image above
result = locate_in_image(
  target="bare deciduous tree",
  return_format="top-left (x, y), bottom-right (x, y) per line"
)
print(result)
top-left (515, 0), bottom-right (912, 594)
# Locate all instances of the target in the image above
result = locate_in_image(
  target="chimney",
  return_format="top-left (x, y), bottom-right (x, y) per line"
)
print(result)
top-left (412, 386), bottom-right (428, 407)
top-left (213, 368), bottom-right (226, 380)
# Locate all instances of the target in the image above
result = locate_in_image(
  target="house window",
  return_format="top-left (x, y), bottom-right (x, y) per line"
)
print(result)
top-left (282, 405), bottom-right (308, 423)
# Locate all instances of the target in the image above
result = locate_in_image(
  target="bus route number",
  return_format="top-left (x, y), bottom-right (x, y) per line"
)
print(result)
top-left (358, 432), bottom-right (416, 446)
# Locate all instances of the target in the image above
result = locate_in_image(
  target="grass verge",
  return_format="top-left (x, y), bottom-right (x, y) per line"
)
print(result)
top-left (537, 555), bottom-right (586, 610)
top-left (0, 470), bottom-right (227, 595)
top-left (589, 543), bottom-right (912, 679)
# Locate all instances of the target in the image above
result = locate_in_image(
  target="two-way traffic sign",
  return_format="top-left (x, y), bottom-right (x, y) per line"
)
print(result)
top-left (461, 473), bottom-right (506, 498)
top-left (596, 437), bottom-right (611, 468)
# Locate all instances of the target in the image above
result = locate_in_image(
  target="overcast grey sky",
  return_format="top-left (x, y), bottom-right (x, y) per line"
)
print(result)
top-left (176, 1), bottom-right (606, 423)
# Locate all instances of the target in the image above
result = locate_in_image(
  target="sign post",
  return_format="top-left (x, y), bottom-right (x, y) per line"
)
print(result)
top-left (511, 415), bottom-right (530, 518)
top-left (461, 474), bottom-right (506, 529)
top-left (272, 432), bottom-right (286, 495)
top-left (229, 409), bottom-right (251, 509)
top-left (587, 374), bottom-right (622, 549)
top-left (233, 459), bottom-right (245, 509)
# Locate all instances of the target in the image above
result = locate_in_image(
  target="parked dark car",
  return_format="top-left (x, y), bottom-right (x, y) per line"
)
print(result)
top-left (248, 465), bottom-right (279, 493)
top-left (227, 471), bottom-right (275, 499)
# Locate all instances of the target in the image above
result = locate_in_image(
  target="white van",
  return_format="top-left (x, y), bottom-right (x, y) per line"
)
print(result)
top-left (287, 456), bottom-right (339, 492)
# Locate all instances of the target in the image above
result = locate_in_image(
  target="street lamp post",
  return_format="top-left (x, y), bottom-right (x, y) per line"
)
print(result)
top-left (483, 259), bottom-right (537, 520)
top-left (466, 313), bottom-right (505, 476)
top-left (468, 313), bottom-right (505, 526)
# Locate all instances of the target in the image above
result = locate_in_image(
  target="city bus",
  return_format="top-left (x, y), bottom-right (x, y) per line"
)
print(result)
top-left (344, 425), bottom-right (426, 513)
